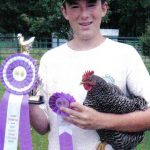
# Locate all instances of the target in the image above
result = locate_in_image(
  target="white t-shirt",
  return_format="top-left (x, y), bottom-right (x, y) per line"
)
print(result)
top-left (39, 38), bottom-right (150, 150)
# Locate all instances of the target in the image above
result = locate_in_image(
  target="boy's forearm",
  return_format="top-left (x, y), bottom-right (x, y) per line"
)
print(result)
top-left (29, 104), bottom-right (50, 135)
top-left (103, 108), bottom-right (150, 132)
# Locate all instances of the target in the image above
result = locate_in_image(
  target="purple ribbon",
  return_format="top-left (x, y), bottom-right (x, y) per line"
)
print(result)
top-left (49, 92), bottom-right (75, 150)
top-left (19, 94), bottom-right (32, 150)
top-left (60, 132), bottom-right (73, 150)
top-left (0, 53), bottom-right (38, 150)
top-left (0, 91), bottom-right (9, 150)
top-left (0, 93), bottom-right (32, 150)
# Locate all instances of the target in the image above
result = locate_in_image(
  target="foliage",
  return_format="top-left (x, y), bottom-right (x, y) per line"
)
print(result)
top-left (107, 0), bottom-right (150, 36)
top-left (140, 23), bottom-right (150, 56)
top-left (0, 0), bottom-right (65, 37)
top-left (0, 0), bottom-right (111, 39)
top-left (0, 0), bottom-right (149, 38)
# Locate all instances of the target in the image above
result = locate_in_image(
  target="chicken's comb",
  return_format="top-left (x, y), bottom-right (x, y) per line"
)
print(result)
top-left (82, 70), bottom-right (94, 79)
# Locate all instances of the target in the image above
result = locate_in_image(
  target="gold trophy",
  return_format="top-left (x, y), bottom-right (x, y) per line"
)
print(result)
top-left (17, 33), bottom-right (44, 104)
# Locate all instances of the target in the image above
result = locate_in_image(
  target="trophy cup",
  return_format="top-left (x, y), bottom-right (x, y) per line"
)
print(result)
top-left (17, 33), bottom-right (35, 54)
top-left (17, 33), bottom-right (44, 104)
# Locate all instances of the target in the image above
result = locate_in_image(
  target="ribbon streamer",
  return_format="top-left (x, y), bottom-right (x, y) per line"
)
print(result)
top-left (58, 116), bottom-right (73, 150)
top-left (3, 93), bottom-right (23, 150)
top-left (19, 94), bottom-right (32, 150)
top-left (49, 92), bottom-right (75, 150)
top-left (0, 53), bottom-right (38, 150)
top-left (0, 91), bottom-right (9, 150)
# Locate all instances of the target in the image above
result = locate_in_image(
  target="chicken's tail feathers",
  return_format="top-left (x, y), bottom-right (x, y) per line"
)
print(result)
top-left (133, 96), bottom-right (148, 110)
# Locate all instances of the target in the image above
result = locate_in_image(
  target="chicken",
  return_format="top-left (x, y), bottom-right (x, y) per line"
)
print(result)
top-left (81, 71), bottom-right (147, 150)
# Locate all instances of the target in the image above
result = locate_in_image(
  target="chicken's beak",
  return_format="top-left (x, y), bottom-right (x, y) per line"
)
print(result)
top-left (80, 81), bottom-right (84, 85)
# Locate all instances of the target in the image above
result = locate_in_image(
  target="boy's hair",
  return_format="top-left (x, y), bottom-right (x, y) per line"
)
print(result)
top-left (62, 0), bottom-right (106, 6)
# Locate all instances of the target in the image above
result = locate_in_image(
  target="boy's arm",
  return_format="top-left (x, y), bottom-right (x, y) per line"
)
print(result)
top-left (61, 102), bottom-right (150, 132)
top-left (29, 104), bottom-right (50, 135)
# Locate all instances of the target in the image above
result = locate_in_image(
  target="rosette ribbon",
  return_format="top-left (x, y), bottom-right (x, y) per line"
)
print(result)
top-left (0, 53), bottom-right (38, 150)
top-left (49, 92), bottom-right (76, 150)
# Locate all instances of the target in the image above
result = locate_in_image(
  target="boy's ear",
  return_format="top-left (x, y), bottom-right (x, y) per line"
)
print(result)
top-left (61, 6), bottom-right (69, 20)
top-left (101, 2), bottom-right (108, 17)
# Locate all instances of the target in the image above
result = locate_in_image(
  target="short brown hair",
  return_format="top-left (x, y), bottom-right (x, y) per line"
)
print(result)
top-left (62, 0), bottom-right (106, 5)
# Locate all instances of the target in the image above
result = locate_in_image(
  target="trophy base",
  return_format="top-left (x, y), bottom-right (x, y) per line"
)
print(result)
top-left (29, 95), bottom-right (44, 104)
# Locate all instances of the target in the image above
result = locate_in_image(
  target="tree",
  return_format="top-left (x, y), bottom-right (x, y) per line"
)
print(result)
top-left (139, 0), bottom-right (150, 56)
top-left (0, 0), bottom-right (111, 39)
top-left (107, 0), bottom-right (149, 37)
top-left (140, 23), bottom-right (150, 56)
top-left (0, 0), bottom-right (149, 38)
top-left (0, 0), bottom-right (66, 37)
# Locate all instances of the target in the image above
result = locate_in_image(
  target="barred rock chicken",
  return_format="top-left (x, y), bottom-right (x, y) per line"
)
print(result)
top-left (81, 71), bottom-right (147, 150)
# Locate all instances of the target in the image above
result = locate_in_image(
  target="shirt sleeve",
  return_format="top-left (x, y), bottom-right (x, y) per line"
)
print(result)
top-left (126, 47), bottom-right (150, 106)
top-left (37, 54), bottom-right (50, 115)
top-left (38, 54), bottom-right (49, 98)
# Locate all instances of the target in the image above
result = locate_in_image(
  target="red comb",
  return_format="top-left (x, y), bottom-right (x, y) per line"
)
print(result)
top-left (82, 70), bottom-right (94, 79)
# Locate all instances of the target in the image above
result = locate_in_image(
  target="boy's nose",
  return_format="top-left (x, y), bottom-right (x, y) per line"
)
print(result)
top-left (80, 7), bottom-right (89, 19)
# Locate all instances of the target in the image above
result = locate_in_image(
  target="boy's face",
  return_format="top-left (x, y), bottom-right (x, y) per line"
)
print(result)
top-left (61, 0), bottom-right (107, 40)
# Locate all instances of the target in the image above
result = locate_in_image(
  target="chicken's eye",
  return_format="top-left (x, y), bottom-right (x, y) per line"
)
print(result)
top-left (89, 77), bottom-right (93, 81)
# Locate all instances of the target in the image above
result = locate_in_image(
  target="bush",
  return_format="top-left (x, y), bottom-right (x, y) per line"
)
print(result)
top-left (140, 24), bottom-right (150, 56)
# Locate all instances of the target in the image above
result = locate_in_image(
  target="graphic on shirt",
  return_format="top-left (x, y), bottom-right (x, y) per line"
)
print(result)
top-left (103, 74), bottom-right (115, 84)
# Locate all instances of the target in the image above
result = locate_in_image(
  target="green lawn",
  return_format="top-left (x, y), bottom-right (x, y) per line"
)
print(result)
top-left (137, 131), bottom-right (150, 150)
top-left (31, 128), bottom-right (48, 150)
top-left (0, 82), bottom-right (5, 98)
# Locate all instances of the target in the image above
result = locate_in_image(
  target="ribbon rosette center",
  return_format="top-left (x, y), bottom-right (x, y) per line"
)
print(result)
top-left (13, 66), bottom-right (27, 81)
top-left (49, 92), bottom-right (76, 116)
top-left (56, 98), bottom-right (69, 108)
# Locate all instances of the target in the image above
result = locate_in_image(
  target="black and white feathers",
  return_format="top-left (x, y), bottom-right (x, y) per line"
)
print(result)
top-left (82, 71), bottom-right (147, 150)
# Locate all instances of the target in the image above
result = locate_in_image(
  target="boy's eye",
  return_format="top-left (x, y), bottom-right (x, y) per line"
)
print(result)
top-left (88, 3), bottom-right (96, 7)
top-left (70, 5), bottom-right (79, 9)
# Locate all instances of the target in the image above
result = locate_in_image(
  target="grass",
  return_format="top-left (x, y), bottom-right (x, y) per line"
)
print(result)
top-left (1, 54), bottom-right (150, 150)
top-left (136, 131), bottom-right (150, 150)
top-left (31, 129), bottom-right (48, 150)
top-left (0, 82), bottom-right (5, 98)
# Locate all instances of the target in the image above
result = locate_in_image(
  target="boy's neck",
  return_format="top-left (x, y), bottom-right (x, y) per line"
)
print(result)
top-left (67, 35), bottom-right (106, 51)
